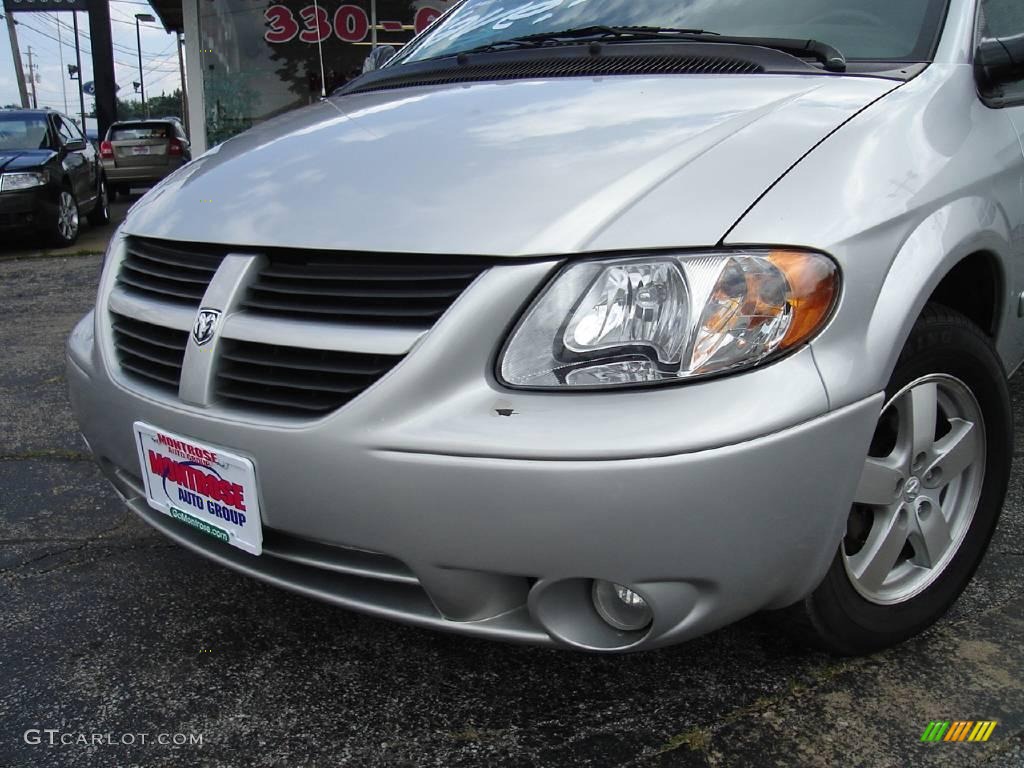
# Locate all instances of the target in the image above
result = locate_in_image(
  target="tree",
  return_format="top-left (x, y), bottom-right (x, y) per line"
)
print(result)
top-left (89, 90), bottom-right (183, 121)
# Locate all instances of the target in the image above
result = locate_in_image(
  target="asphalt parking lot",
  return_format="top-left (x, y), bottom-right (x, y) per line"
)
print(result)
top-left (1, 245), bottom-right (1024, 767)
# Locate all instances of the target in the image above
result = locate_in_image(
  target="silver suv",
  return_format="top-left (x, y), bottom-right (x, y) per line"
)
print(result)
top-left (67, 0), bottom-right (1024, 653)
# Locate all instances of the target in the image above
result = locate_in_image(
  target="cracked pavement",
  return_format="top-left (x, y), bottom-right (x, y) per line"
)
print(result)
top-left (1, 254), bottom-right (1023, 767)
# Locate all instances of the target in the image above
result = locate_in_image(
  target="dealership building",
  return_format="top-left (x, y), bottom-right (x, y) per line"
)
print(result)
top-left (148, 0), bottom-right (451, 154)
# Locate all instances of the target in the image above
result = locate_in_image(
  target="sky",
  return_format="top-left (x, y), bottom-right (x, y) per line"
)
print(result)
top-left (0, 0), bottom-right (181, 115)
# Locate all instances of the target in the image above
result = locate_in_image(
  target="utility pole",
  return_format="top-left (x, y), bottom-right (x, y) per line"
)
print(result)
top-left (72, 12), bottom-right (86, 131)
top-left (5, 12), bottom-right (29, 108)
top-left (26, 45), bottom-right (38, 109)
top-left (55, 12), bottom-right (69, 113)
top-left (176, 32), bottom-right (188, 131)
top-left (134, 13), bottom-right (155, 117)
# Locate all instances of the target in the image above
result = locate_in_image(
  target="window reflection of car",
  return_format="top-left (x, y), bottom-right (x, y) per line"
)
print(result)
top-left (99, 119), bottom-right (191, 199)
top-left (0, 108), bottom-right (109, 246)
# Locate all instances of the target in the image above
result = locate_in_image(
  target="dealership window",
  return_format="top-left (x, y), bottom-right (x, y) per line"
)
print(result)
top-left (197, 0), bottom-right (451, 146)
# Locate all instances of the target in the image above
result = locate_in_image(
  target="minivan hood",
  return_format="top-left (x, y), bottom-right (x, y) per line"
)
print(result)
top-left (125, 75), bottom-right (897, 256)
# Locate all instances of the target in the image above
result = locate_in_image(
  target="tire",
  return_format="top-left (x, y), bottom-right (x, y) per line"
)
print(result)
top-left (107, 182), bottom-right (117, 203)
top-left (87, 177), bottom-right (110, 226)
top-left (795, 303), bottom-right (1012, 655)
top-left (51, 187), bottom-right (80, 247)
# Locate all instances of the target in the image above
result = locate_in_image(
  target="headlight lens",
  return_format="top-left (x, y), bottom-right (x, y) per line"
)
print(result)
top-left (499, 250), bottom-right (838, 389)
top-left (0, 171), bottom-right (47, 192)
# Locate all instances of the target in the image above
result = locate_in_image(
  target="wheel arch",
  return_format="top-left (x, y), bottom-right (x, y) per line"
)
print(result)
top-left (811, 196), bottom-right (1017, 409)
top-left (867, 199), bottom-right (1013, 387)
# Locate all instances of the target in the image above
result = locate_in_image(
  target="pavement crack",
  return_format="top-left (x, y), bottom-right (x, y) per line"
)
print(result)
top-left (0, 510), bottom-right (136, 575)
top-left (0, 449), bottom-right (93, 462)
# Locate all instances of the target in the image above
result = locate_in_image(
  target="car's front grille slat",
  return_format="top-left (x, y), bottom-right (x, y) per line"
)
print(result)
top-left (250, 279), bottom-right (466, 299)
top-left (111, 312), bottom-right (188, 393)
top-left (261, 265), bottom-right (483, 281)
top-left (216, 382), bottom-right (343, 413)
top-left (214, 339), bottom-right (402, 416)
top-left (118, 270), bottom-right (208, 302)
top-left (220, 347), bottom-right (393, 376)
top-left (219, 365), bottom-right (368, 395)
top-left (117, 237), bottom-right (223, 306)
top-left (242, 252), bottom-right (492, 323)
top-left (114, 335), bottom-right (186, 368)
top-left (242, 295), bottom-right (449, 320)
top-left (119, 359), bottom-right (182, 388)
top-left (122, 259), bottom-right (213, 285)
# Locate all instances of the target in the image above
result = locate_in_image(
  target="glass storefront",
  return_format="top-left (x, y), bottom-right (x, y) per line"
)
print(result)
top-left (197, 0), bottom-right (452, 145)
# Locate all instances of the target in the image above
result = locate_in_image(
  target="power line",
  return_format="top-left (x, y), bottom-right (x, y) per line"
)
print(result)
top-left (16, 16), bottom-right (177, 72)
top-left (39, 11), bottom-right (176, 62)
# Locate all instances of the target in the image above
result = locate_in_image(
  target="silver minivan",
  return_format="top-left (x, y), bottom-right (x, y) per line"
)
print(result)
top-left (68, 0), bottom-right (1024, 653)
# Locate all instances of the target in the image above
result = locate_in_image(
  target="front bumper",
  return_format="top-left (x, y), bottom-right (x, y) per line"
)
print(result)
top-left (0, 187), bottom-right (54, 232)
top-left (68, 292), bottom-right (883, 650)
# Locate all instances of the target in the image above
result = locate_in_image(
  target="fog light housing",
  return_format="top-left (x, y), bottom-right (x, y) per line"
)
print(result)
top-left (591, 580), bottom-right (653, 632)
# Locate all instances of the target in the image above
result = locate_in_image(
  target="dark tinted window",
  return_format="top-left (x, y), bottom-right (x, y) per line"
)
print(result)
top-left (53, 116), bottom-right (78, 145)
top-left (0, 114), bottom-right (50, 150)
top-left (403, 0), bottom-right (950, 65)
top-left (109, 123), bottom-right (173, 141)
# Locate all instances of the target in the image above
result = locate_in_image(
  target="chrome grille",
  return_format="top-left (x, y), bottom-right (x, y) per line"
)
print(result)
top-left (117, 237), bottom-right (223, 306)
top-left (216, 339), bottom-right (403, 415)
top-left (241, 252), bottom-right (492, 324)
top-left (110, 312), bottom-right (188, 393)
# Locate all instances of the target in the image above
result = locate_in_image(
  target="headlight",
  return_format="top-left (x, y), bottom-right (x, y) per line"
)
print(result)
top-left (499, 250), bottom-right (838, 389)
top-left (0, 171), bottom-right (47, 192)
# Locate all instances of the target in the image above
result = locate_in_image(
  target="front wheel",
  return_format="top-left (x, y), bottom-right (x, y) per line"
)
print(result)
top-left (797, 304), bottom-right (1011, 655)
top-left (51, 188), bottom-right (80, 247)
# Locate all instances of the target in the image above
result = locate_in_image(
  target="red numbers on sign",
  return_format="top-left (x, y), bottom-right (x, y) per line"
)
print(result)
top-left (265, 4), bottom-right (439, 45)
top-left (414, 7), bottom-right (441, 34)
top-left (299, 5), bottom-right (332, 43)
top-left (265, 5), bottom-right (300, 44)
top-left (334, 4), bottom-right (370, 43)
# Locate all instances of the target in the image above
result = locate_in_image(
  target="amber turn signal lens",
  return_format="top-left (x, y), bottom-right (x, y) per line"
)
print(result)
top-left (768, 250), bottom-right (839, 350)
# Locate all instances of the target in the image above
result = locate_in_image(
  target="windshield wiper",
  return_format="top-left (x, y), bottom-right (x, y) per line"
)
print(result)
top-left (456, 25), bottom-right (712, 54)
top-left (455, 25), bottom-right (847, 73)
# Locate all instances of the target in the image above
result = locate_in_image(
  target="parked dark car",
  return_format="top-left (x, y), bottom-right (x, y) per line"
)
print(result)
top-left (100, 119), bottom-right (191, 198)
top-left (0, 108), bottom-right (109, 246)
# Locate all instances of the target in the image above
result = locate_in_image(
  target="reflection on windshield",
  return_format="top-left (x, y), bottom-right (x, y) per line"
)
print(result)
top-left (402, 0), bottom-right (949, 64)
top-left (0, 117), bottom-right (50, 151)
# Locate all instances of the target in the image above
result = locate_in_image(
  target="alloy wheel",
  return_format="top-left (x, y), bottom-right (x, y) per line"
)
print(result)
top-left (57, 191), bottom-right (79, 241)
top-left (843, 374), bottom-right (986, 605)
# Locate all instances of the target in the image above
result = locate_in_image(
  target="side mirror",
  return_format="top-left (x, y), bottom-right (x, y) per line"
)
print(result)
top-left (363, 45), bottom-right (397, 74)
top-left (976, 33), bottom-right (1024, 88)
top-left (65, 138), bottom-right (87, 152)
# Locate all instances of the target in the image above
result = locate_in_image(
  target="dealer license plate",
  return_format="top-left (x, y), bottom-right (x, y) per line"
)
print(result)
top-left (133, 422), bottom-right (263, 555)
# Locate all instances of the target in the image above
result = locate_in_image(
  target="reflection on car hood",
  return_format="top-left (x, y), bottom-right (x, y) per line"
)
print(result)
top-left (0, 149), bottom-right (55, 173)
top-left (125, 75), bottom-right (897, 256)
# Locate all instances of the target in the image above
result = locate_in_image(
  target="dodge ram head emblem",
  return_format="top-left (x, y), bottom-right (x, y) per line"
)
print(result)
top-left (192, 308), bottom-right (221, 346)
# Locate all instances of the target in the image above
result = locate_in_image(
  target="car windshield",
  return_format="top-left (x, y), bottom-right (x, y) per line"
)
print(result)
top-left (0, 114), bottom-right (50, 151)
top-left (400, 0), bottom-right (950, 65)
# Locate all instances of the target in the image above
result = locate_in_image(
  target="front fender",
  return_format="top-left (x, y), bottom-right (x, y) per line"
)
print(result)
top-left (726, 64), bottom-right (1024, 410)
top-left (820, 198), bottom-right (1012, 408)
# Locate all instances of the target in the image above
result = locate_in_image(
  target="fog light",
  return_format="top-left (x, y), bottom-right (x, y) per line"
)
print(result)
top-left (591, 580), bottom-right (653, 632)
